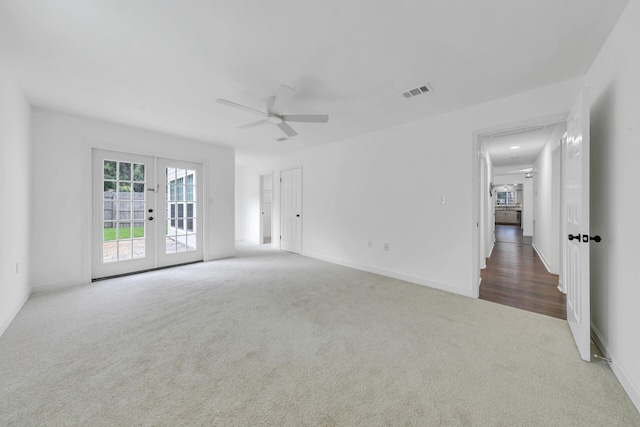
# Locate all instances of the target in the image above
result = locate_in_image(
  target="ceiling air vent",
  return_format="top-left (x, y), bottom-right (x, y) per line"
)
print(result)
top-left (402, 83), bottom-right (433, 99)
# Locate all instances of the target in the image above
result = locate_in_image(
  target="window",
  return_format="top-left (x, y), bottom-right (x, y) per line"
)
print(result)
top-left (497, 191), bottom-right (516, 205)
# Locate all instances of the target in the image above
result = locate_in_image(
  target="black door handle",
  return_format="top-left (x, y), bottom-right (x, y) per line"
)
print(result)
top-left (148, 216), bottom-right (154, 221)
top-left (589, 235), bottom-right (602, 242)
top-left (568, 234), bottom-right (581, 241)
top-left (296, 214), bottom-right (300, 217)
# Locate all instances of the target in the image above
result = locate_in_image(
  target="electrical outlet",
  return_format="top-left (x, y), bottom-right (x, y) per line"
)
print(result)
top-left (384, 243), bottom-right (389, 251)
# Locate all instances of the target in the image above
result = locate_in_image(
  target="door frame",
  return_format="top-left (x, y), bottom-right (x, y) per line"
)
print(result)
top-left (92, 149), bottom-right (204, 279)
top-left (259, 171), bottom-right (274, 246)
top-left (472, 113), bottom-right (568, 298)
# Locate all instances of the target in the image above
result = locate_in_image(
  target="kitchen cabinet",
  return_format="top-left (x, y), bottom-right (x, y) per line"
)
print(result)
top-left (495, 209), bottom-right (519, 224)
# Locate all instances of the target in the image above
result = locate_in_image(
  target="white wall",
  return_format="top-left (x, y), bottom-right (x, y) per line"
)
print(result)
top-left (586, 0), bottom-right (640, 411)
top-left (0, 62), bottom-right (31, 335)
top-left (532, 123), bottom-right (566, 273)
top-left (31, 109), bottom-right (235, 292)
top-left (237, 77), bottom-right (583, 297)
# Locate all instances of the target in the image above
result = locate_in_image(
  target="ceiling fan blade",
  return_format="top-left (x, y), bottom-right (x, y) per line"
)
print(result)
top-left (282, 114), bottom-right (329, 123)
top-left (215, 98), bottom-right (268, 117)
top-left (238, 119), bottom-right (270, 129)
top-left (271, 85), bottom-right (295, 115)
top-left (266, 95), bottom-right (275, 114)
top-left (277, 122), bottom-right (298, 137)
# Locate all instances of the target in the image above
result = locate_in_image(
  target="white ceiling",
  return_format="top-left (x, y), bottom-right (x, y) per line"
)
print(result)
top-left (0, 0), bottom-right (630, 164)
top-left (483, 121), bottom-right (566, 175)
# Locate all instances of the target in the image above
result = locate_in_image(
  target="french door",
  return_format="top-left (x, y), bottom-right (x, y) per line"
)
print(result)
top-left (92, 150), bottom-right (203, 279)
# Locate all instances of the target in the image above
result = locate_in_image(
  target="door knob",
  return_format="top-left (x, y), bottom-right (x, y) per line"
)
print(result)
top-left (148, 216), bottom-right (154, 221)
top-left (296, 214), bottom-right (300, 217)
top-left (568, 234), bottom-right (581, 241)
top-left (148, 208), bottom-right (154, 213)
top-left (588, 235), bottom-right (602, 242)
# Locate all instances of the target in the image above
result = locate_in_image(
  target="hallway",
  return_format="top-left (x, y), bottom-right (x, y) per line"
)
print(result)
top-left (480, 225), bottom-right (566, 319)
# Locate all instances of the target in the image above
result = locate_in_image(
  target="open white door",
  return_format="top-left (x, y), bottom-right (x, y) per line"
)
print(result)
top-left (280, 167), bottom-right (302, 253)
top-left (564, 89), bottom-right (591, 361)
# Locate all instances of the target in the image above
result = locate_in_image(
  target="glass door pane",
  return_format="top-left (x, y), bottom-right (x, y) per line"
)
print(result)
top-left (102, 160), bottom-right (147, 262)
top-left (164, 167), bottom-right (198, 254)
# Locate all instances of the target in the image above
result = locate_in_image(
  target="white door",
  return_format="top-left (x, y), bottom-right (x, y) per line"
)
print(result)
top-left (157, 158), bottom-right (203, 268)
top-left (280, 167), bottom-right (302, 253)
top-left (564, 89), bottom-right (591, 361)
top-left (92, 150), bottom-right (156, 278)
top-left (93, 150), bottom-right (203, 279)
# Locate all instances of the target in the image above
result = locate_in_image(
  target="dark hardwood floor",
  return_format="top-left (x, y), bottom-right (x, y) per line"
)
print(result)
top-left (480, 225), bottom-right (566, 320)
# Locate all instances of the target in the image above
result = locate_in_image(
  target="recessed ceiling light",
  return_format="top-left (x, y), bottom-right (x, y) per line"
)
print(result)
top-left (510, 146), bottom-right (520, 150)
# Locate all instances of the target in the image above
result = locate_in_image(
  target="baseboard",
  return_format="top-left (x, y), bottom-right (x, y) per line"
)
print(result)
top-left (592, 323), bottom-right (640, 413)
top-left (301, 250), bottom-right (474, 298)
top-left (487, 242), bottom-right (495, 258)
top-left (532, 243), bottom-right (552, 273)
top-left (31, 280), bottom-right (86, 295)
top-left (0, 288), bottom-right (30, 338)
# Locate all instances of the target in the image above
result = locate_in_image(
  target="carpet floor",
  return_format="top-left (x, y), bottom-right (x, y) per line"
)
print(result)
top-left (1, 242), bottom-right (638, 426)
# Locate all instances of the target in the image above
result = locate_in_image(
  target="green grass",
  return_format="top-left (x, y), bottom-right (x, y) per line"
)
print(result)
top-left (104, 226), bottom-right (145, 241)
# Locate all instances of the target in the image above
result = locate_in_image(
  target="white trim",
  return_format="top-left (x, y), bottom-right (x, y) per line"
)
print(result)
top-left (259, 171), bottom-right (274, 246)
top-left (302, 250), bottom-right (475, 298)
top-left (0, 289), bottom-right (30, 337)
top-left (31, 280), bottom-right (87, 294)
top-left (532, 242), bottom-right (552, 273)
top-left (592, 324), bottom-right (640, 413)
top-left (487, 241), bottom-right (495, 258)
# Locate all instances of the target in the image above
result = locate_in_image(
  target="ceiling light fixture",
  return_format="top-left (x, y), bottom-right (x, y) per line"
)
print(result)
top-left (510, 146), bottom-right (520, 149)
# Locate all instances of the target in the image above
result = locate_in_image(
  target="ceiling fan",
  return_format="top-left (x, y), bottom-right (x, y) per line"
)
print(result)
top-left (215, 85), bottom-right (329, 138)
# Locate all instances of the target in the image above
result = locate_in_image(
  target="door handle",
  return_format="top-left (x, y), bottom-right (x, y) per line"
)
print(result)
top-left (296, 214), bottom-right (300, 217)
top-left (568, 234), bottom-right (581, 241)
top-left (148, 216), bottom-right (154, 221)
top-left (587, 235), bottom-right (602, 242)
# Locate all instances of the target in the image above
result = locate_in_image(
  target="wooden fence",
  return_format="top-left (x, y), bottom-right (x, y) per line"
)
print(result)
top-left (103, 191), bottom-right (145, 228)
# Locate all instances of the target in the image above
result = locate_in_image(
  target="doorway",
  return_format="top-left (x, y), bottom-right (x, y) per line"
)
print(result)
top-left (92, 149), bottom-right (203, 279)
top-left (475, 119), bottom-right (567, 318)
top-left (260, 173), bottom-right (273, 245)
